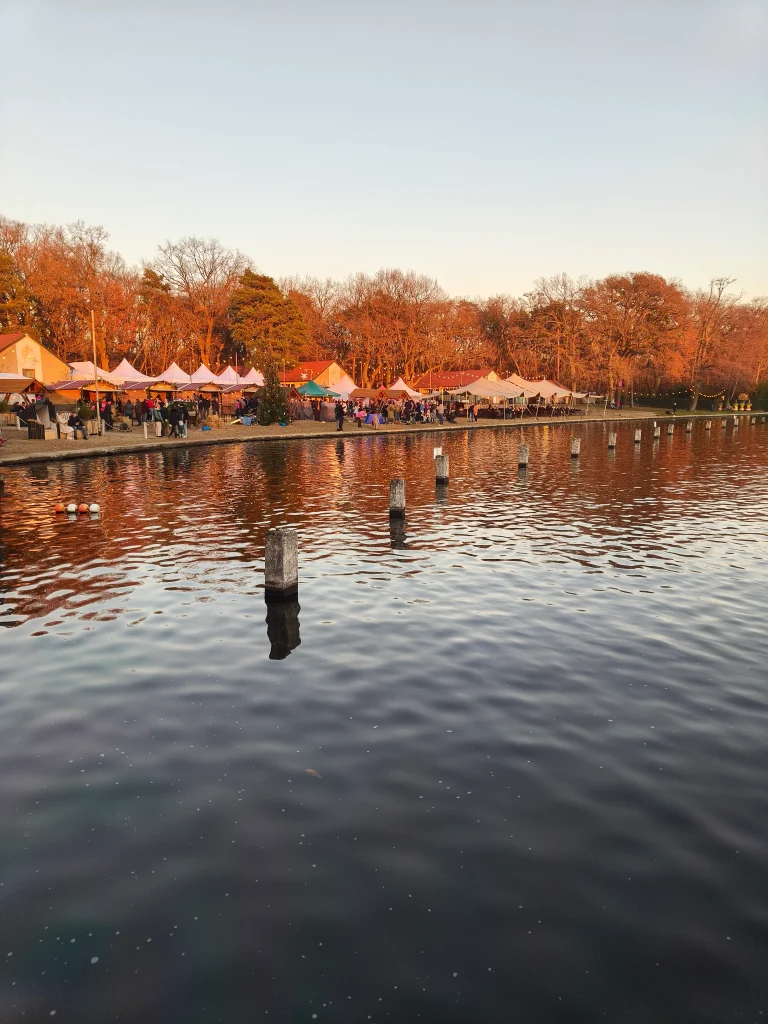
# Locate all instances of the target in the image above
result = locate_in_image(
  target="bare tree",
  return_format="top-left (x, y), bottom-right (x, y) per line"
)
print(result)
top-left (152, 237), bottom-right (248, 366)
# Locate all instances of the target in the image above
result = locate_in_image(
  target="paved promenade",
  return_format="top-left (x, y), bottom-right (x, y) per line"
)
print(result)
top-left (0, 407), bottom-right (741, 467)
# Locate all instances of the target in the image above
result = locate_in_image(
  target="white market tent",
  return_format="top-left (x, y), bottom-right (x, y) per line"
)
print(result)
top-left (69, 360), bottom-right (123, 385)
top-left (329, 373), bottom-right (358, 400)
top-left (190, 363), bottom-right (220, 384)
top-left (448, 378), bottom-right (526, 400)
top-left (111, 358), bottom-right (154, 383)
top-left (216, 365), bottom-right (242, 385)
top-left (505, 374), bottom-right (572, 400)
top-left (159, 361), bottom-right (193, 384)
top-left (388, 376), bottom-right (421, 399)
top-left (241, 367), bottom-right (264, 385)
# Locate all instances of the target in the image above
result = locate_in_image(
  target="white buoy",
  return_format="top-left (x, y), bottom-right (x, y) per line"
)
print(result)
top-left (89, 503), bottom-right (100, 513)
top-left (608, 433), bottom-right (616, 449)
top-left (518, 444), bottom-right (529, 467)
top-left (66, 503), bottom-right (77, 513)
top-left (570, 438), bottom-right (581, 459)
top-left (634, 429), bottom-right (642, 444)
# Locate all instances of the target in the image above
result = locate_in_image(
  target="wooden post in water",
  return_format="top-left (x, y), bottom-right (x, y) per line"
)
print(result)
top-left (608, 433), bottom-right (616, 449)
top-left (705, 421), bottom-right (711, 430)
top-left (733, 416), bottom-right (739, 426)
top-left (518, 444), bottom-right (529, 468)
top-left (435, 454), bottom-right (449, 484)
top-left (653, 425), bottom-right (661, 438)
top-left (751, 417), bottom-right (756, 424)
top-left (264, 526), bottom-right (298, 601)
top-left (634, 429), bottom-right (642, 444)
top-left (571, 438), bottom-right (581, 459)
top-left (389, 478), bottom-right (406, 518)
top-left (721, 419), bottom-right (727, 429)
top-left (686, 421), bottom-right (693, 433)
top-left (667, 424), bottom-right (674, 435)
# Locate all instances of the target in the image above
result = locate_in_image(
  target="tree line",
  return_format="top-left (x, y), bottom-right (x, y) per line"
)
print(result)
top-left (1, 214), bottom-right (766, 408)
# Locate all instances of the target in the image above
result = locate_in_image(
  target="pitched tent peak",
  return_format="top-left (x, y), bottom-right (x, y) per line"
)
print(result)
top-left (111, 358), bottom-right (154, 383)
top-left (190, 363), bottom-right (220, 384)
top-left (160, 361), bottom-right (193, 383)
top-left (216, 365), bottom-right (241, 384)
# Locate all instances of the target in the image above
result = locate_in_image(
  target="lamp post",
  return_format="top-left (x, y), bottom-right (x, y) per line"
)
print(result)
top-left (91, 307), bottom-right (102, 434)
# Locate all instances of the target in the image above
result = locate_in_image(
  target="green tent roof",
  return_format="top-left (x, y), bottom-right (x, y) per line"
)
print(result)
top-left (297, 380), bottom-right (340, 397)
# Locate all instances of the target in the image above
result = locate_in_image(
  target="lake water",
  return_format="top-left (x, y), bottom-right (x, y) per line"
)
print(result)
top-left (1, 419), bottom-right (767, 1023)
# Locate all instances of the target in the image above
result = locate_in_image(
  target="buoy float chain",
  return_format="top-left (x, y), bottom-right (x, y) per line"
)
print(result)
top-left (54, 503), bottom-right (66, 513)
top-left (78, 503), bottom-right (89, 514)
top-left (89, 503), bottom-right (100, 513)
top-left (66, 503), bottom-right (77, 514)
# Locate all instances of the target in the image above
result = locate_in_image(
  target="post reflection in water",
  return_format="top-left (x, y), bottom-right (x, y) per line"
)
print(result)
top-left (265, 598), bottom-right (301, 659)
top-left (0, 421), bottom-right (767, 1024)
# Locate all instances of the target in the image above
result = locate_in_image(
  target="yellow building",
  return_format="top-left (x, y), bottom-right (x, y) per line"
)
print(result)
top-left (0, 333), bottom-right (71, 385)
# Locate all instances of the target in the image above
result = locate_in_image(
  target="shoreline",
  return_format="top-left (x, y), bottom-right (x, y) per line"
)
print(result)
top-left (0, 408), bottom-right (759, 468)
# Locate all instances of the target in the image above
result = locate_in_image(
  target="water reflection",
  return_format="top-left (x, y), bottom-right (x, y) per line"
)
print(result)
top-left (265, 598), bottom-right (301, 659)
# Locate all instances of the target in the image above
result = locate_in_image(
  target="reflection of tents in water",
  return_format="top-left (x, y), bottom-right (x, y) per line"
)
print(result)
top-left (266, 600), bottom-right (301, 660)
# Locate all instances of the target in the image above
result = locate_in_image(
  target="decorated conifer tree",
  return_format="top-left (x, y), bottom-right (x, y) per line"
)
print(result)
top-left (258, 360), bottom-right (290, 425)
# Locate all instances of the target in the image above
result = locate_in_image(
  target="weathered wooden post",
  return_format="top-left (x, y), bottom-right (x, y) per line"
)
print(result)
top-left (751, 417), bottom-right (756, 424)
top-left (435, 454), bottom-right (449, 484)
top-left (433, 446), bottom-right (442, 458)
top-left (686, 421), bottom-right (693, 432)
top-left (571, 438), bottom-right (581, 459)
top-left (389, 478), bottom-right (406, 517)
top-left (608, 433), bottom-right (617, 449)
top-left (705, 420), bottom-right (712, 430)
top-left (733, 416), bottom-right (739, 426)
top-left (653, 425), bottom-right (661, 439)
top-left (634, 429), bottom-right (642, 444)
top-left (721, 419), bottom-right (727, 429)
top-left (264, 526), bottom-right (298, 601)
top-left (667, 423), bottom-right (674, 435)
top-left (518, 444), bottom-right (529, 468)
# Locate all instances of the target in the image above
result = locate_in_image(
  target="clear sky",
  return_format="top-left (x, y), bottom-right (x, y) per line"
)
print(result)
top-left (1, 0), bottom-right (766, 297)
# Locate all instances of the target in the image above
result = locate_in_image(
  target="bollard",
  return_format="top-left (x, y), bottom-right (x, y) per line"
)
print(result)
top-left (518, 444), bottom-right (529, 467)
top-left (264, 526), bottom-right (298, 601)
top-left (705, 421), bottom-right (711, 430)
top-left (571, 438), bottom-right (581, 459)
top-left (143, 422), bottom-right (148, 440)
top-left (389, 478), bottom-right (406, 518)
top-left (435, 454), bottom-right (449, 484)
top-left (634, 429), bottom-right (642, 444)
top-left (667, 424), bottom-right (674, 435)
top-left (608, 433), bottom-right (616, 449)
top-left (653, 426), bottom-right (661, 438)
top-left (686, 421), bottom-right (692, 433)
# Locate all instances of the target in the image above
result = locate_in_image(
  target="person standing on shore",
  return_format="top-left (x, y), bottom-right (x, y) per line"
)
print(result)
top-left (437, 401), bottom-right (445, 425)
top-left (335, 400), bottom-right (345, 431)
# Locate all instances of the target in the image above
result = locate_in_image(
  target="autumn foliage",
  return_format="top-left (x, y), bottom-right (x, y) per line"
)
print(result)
top-left (1, 214), bottom-right (766, 407)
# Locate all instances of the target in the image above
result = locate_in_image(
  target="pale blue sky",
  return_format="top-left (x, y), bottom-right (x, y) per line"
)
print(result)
top-left (1, 0), bottom-right (766, 296)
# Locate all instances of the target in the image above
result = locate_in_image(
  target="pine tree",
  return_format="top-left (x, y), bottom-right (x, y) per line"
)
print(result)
top-left (230, 269), bottom-right (308, 368)
top-left (258, 360), bottom-right (290, 425)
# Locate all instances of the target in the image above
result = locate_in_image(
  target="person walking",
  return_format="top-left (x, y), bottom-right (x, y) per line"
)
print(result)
top-left (335, 400), bottom-right (345, 431)
top-left (437, 400), bottom-right (445, 425)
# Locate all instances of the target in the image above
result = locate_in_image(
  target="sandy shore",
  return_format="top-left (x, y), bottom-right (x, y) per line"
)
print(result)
top-left (0, 407), bottom-right (749, 467)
